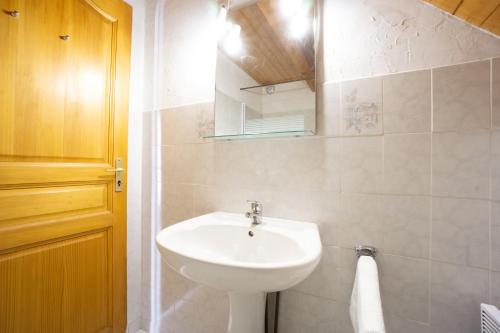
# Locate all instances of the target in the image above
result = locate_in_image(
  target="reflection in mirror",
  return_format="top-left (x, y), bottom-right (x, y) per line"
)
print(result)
top-left (212, 0), bottom-right (316, 138)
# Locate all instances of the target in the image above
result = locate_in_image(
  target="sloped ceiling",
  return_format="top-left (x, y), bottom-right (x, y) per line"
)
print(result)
top-left (424, 0), bottom-right (499, 35)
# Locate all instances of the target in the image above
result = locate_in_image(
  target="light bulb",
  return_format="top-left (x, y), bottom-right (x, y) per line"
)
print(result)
top-left (281, 0), bottom-right (303, 19)
top-left (223, 24), bottom-right (242, 55)
top-left (217, 6), bottom-right (228, 39)
top-left (289, 13), bottom-right (309, 39)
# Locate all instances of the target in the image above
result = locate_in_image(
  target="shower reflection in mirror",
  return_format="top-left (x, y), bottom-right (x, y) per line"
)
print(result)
top-left (214, 0), bottom-right (317, 138)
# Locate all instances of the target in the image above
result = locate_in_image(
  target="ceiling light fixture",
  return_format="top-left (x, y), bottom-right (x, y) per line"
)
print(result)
top-left (281, 0), bottom-right (312, 40)
top-left (217, 5), bottom-right (228, 38)
top-left (223, 23), bottom-right (242, 56)
top-left (289, 13), bottom-right (309, 39)
top-left (280, 0), bottom-right (303, 19)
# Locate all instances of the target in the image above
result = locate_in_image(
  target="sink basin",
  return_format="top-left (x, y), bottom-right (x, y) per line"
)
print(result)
top-left (156, 211), bottom-right (322, 333)
top-left (156, 212), bottom-right (322, 292)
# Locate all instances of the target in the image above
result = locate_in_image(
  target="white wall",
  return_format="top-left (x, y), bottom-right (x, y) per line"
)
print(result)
top-left (216, 50), bottom-right (260, 110)
top-left (322, 0), bottom-right (500, 82)
top-left (260, 81), bottom-right (315, 114)
top-left (124, 0), bottom-right (145, 332)
top-left (215, 51), bottom-right (261, 135)
top-left (157, 0), bottom-right (220, 108)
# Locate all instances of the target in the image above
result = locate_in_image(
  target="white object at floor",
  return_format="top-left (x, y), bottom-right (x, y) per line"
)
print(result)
top-left (350, 255), bottom-right (386, 333)
top-left (481, 303), bottom-right (500, 333)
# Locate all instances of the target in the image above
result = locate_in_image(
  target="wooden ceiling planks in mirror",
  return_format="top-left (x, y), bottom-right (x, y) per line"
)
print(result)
top-left (424, 0), bottom-right (500, 35)
top-left (223, 0), bottom-right (315, 90)
top-left (256, 0), bottom-right (315, 89)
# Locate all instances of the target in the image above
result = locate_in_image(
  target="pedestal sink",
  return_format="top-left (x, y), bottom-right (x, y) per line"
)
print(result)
top-left (156, 212), bottom-right (322, 333)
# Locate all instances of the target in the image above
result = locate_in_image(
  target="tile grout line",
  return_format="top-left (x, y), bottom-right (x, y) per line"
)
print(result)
top-left (381, 76), bottom-right (385, 204)
top-left (168, 180), bottom-right (496, 202)
top-left (321, 57), bottom-right (497, 86)
top-left (489, 58), bottom-right (493, 304)
top-left (491, 59), bottom-right (494, 130)
top-left (287, 288), bottom-right (431, 328)
top-left (428, 67), bottom-right (434, 326)
top-left (381, 76), bottom-right (386, 251)
top-left (339, 79), bottom-right (345, 195)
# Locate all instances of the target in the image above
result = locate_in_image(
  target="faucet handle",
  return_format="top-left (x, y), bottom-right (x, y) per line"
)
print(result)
top-left (247, 200), bottom-right (262, 212)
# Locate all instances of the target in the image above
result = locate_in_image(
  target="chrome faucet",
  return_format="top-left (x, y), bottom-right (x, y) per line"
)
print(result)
top-left (245, 200), bottom-right (263, 226)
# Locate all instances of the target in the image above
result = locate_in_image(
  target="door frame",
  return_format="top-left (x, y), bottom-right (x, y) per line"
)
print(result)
top-left (90, 0), bottom-right (132, 330)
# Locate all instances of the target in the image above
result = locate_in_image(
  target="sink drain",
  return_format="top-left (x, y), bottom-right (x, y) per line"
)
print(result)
top-left (248, 230), bottom-right (254, 237)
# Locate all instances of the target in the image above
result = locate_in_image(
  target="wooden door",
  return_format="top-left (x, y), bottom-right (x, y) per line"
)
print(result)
top-left (0, 0), bottom-right (131, 332)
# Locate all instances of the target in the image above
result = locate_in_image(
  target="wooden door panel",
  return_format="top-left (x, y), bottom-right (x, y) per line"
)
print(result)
top-left (11, 0), bottom-right (67, 158)
top-left (0, 231), bottom-right (111, 333)
top-left (0, 212), bottom-right (114, 251)
top-left (64, 0), bottom-right (114, 161)
top-left (0, 0), bottom-right (18, 156)
top-left (0, 181), bottom-right (113, 251)
top-left (1, 0), bottom-right (115, 162)
top-left (0, 183), bottom-right (109, 221)
top-left (0, 162), bottom-right (115, 185)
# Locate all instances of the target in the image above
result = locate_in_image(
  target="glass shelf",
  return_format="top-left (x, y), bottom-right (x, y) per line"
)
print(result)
top-left (202, 129), bottom-right (315, 140)
top-left (239, 78), bottom-right (315, 92)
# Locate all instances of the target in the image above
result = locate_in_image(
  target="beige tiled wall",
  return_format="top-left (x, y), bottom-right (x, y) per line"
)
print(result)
top-left (138, 0), bottom-right (500, 331)
top-left (146, 58), bottom-right (500, 333)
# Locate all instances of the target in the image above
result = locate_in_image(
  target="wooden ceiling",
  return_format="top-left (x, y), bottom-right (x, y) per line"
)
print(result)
top-left (424, 0), bottom-right (500, 35)
top-left (222, 0), bottom-right (315, 90)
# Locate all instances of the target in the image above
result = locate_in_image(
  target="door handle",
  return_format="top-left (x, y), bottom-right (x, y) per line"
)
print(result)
top-left (107, 158), bottom-right (124, 192)
top-left (106, 168), bottom-right (125, 172)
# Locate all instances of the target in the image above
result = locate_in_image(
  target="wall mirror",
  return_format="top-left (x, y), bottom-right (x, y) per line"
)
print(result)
top-left (211, 0), bottom-right (317, 139)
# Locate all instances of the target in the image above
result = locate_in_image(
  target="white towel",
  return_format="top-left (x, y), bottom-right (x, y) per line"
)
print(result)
top-left (350, 256), bottom-right (386, 333)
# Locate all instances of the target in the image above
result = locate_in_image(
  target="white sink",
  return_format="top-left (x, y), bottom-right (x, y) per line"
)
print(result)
top-left (156, 211), bottom-right (322, 333)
